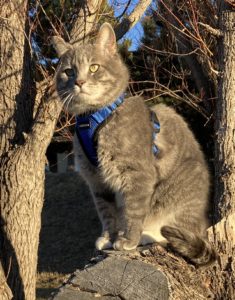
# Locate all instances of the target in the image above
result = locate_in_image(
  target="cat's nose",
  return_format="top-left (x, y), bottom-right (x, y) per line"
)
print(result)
top-left (76, 79), bottom-right (86, 87)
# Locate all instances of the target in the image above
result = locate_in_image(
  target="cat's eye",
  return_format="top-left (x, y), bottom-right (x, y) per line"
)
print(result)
top-left (64, 68), bottom-right (75, 77)
top-left (89, 64), bottom-right (100, 73)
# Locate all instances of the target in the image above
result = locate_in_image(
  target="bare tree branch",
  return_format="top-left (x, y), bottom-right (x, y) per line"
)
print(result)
top-left (116, 0), bottom-right (132, 19)
top-left (198, 22), bottom-right (223, 37)
top-left (70, 0), bottom-right (101, 44)
top-left (156, 0), bottom-right (217, 109)
top-left (115, 0), bottom-right (152, 40)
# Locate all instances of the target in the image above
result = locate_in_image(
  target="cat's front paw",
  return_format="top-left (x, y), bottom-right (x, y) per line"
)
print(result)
top-left (95, 236), bottom-right (113, 250)
top-left (113, 237), bottom-right (138, 251)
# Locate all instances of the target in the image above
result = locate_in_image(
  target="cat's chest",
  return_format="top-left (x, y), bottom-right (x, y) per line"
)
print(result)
top-left (96, 98), bottom-right (154, 168)
top-left (97, 116), bottom-right (122, 161)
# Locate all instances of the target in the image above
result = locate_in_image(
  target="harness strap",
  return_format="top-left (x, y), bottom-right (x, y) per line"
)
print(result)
top-left (76, 97), bottom-right (161, 166)
top-left (151, 111), bottom-right (160, 156)
top-left (75, 96), bottom-right (124, 166)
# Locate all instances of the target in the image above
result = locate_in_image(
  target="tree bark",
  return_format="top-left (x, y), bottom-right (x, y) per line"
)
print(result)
top-left (0, 1), bottom-right (31, 298)
top-left (0, 88), bottom-right (62, 300)
top-left (69, 0), bottom-right (100, 44)
top-left (210, 3), bottom-right (235, 300)
top-left (214, 5), bottom-right (235, 221)
top-left (0, 1), bottom-right (62, 299)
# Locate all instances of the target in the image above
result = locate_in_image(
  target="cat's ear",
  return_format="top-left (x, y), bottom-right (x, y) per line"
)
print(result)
top-left (51, 36), bottom-right (72, 57)
top-left (96, 23), bottom-right (117, 56)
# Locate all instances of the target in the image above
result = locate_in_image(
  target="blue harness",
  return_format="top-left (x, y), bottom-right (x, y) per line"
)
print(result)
top-left (75, 96), bottom-right (160, 166)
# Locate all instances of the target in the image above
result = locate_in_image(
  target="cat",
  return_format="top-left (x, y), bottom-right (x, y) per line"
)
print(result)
top-left (52, 22), bottom-right (216, 266)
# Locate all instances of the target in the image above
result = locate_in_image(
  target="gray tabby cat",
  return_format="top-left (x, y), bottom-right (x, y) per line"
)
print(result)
top-left (52, 23), bottom-right (216, 265)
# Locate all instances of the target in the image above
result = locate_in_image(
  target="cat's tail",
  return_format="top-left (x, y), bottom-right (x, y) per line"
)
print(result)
top-left (161, 225), bottom-right (217, 266)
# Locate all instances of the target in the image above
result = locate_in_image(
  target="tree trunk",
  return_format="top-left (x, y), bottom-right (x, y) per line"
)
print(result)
top-left (0, 118), bottom-right (56, 300)
top-left (215, 5), bottom-right (235, 220)
top-left (211, 4), bottom-right (235, 299)
top-left (0, 1), bottom-right (62, 298)
top-left (0, 1), bottom-right (32, 298)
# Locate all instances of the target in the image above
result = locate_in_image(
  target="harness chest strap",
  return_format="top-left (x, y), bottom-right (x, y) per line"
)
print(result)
top-left (75, 97), bottom-right (160, 166)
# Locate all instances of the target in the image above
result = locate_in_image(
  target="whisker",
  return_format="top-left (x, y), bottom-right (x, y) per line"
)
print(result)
top-left (59, 90), bottom-right (70, 98)
top-left (62, 93), bottom-right (72, 106)
top-left (58, 89), bottom-right (76, 111)
top-left (65, 94), bottom-right (74, 111)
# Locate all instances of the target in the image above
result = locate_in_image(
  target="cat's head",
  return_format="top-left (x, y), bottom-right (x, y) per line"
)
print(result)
top-left (52, 23), bottom-right (129, 114)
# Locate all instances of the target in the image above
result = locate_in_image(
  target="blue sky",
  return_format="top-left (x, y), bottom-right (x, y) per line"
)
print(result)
top-left (122, 22), bottom-right (144, 51)
top-left (109, 0), bottom-right (148, 50)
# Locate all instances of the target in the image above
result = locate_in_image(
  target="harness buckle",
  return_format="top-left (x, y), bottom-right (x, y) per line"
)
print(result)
top-left (78, 120), bottom-right (91, 129)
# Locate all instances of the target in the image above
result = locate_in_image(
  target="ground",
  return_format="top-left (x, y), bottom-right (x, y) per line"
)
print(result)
top-left (36, 172), bottom-right (100, 299)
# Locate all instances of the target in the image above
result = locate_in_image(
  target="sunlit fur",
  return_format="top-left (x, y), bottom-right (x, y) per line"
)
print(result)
top-left (53, 23), bottom-right (216, 266)
top-left (54, 44), bottom-right (129, 115)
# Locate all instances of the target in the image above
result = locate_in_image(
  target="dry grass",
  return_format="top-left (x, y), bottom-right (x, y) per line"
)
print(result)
top-left (36, 272), bottom-right (67, 299)
top-left (36, 172), bottom-right (100, 299)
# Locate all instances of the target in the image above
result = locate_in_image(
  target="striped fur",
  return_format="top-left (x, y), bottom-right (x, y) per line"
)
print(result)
top-left (53, 23), bottom-right (216, 266)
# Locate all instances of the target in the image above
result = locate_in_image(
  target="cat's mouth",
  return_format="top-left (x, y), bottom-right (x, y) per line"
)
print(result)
top-left (74, 86), bottom-right (90, 96)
